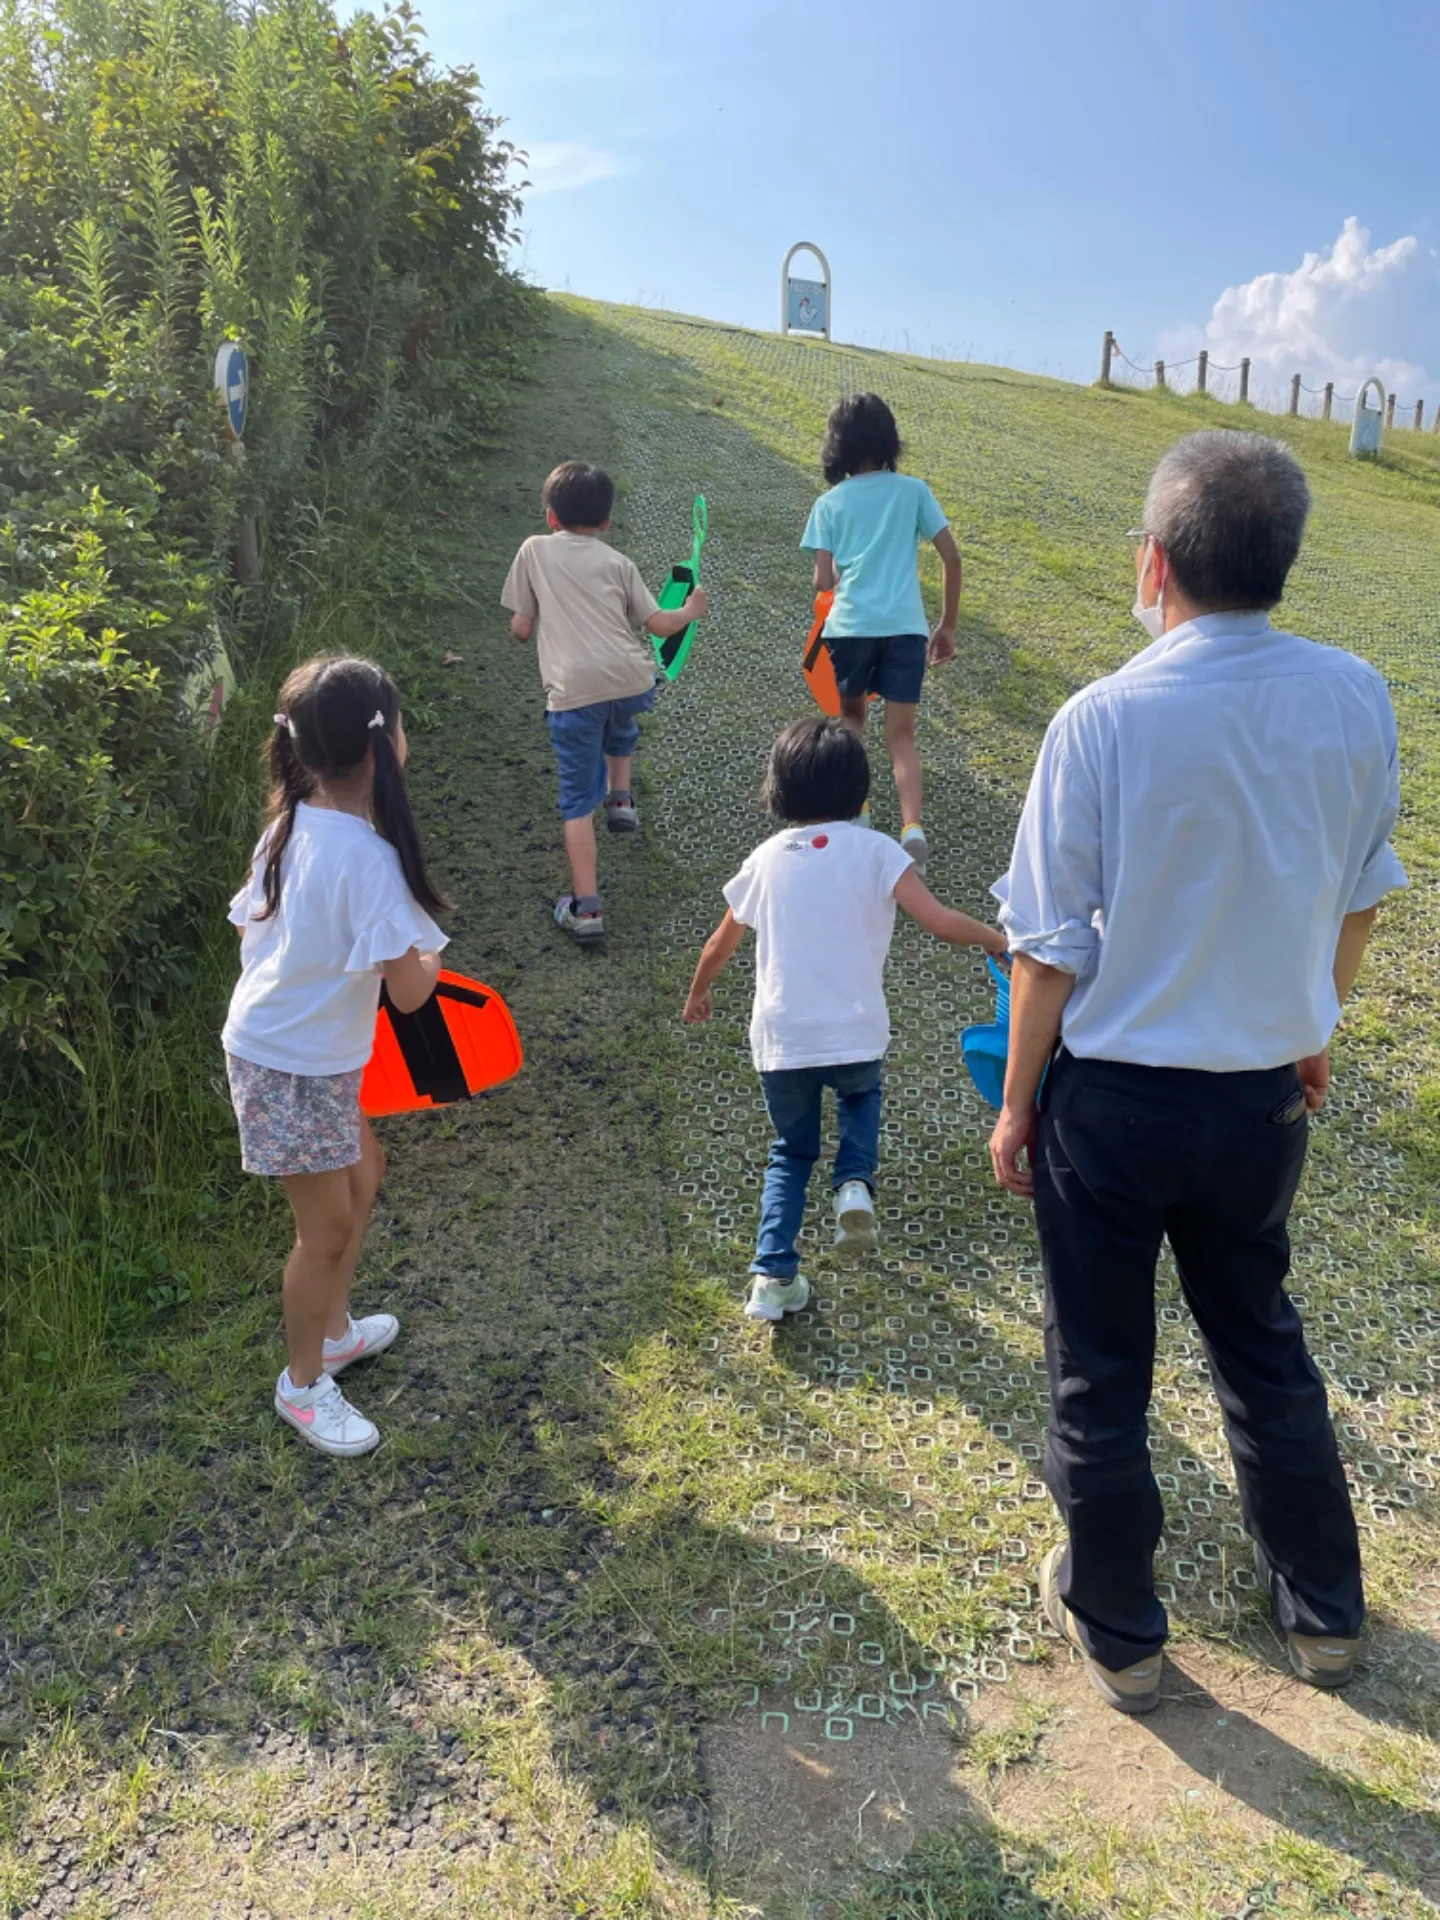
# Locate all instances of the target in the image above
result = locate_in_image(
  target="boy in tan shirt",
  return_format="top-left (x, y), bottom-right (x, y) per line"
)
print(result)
top-left (502, 462), bottom-right (707, 942)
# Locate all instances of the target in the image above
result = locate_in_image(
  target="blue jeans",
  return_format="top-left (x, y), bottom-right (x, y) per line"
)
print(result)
top-left (751, 1060), bottom-right (883, 1278)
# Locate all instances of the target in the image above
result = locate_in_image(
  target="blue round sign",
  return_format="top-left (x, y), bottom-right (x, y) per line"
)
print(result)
top-left (213, 341), bottom-right (248, 440)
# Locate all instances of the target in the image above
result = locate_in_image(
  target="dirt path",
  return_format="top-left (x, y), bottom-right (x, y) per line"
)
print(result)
top-left (5, 303), bottom-right (1440, 1920)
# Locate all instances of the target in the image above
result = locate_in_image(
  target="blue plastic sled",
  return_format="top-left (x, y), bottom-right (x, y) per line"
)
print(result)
top-left (960, 956), bottom-right (1013, 1110)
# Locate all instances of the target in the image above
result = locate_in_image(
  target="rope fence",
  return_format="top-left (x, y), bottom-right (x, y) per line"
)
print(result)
top-left (1099, 331), bottom-right (1437, 432)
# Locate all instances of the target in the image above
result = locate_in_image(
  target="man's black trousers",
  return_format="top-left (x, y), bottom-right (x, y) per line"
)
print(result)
top-left (1033, 1048), bottom-right (1363, 1673)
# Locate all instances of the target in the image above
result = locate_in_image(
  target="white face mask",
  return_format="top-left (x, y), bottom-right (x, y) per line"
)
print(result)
top-left (1131, 541), bottom-right (1166, 639)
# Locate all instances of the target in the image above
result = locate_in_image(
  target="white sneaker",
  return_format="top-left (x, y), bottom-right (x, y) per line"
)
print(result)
top-left (322, 1312), bottom-right (399, 1376)
top-left (745, 1274), bottom-right (811, 1322)
top-left (275, 1372), bottom-right (380, 1457)
top-left (900, 824), bottom-right (929, 877)
top-left (834, 1180), bottom-right (878, 1254)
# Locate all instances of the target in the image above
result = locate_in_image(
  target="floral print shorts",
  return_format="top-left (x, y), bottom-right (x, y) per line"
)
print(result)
top-left (225, 1054), bottom-right (364, 1177)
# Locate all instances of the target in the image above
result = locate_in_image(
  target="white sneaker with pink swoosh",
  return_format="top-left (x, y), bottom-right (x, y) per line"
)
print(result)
top-left (322, 1312), bottom-right (400, 1376)
top-left (274, 1372), bottom-right (380, 1457)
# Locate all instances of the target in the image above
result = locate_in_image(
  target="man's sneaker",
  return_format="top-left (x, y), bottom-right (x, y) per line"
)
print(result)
top-left (744, 1274), bottom-right (811, 1322)
top-left (322, 1312), bottom-right (399, 1377)
top-left (1039, 1545), bottom-right (1162, 1714)
top-left (1254, 1544), bottom-right (1359, 1688)
top-left (834, 1179), bottom-right (878, 1255)
top-left (555, 894), bottom-right (604, 943)
top-left (275, 1372), bottom-right (380, 1458)
top-left (605, 791), bottom-right (639, 834)
top-left (901, 824), bottom-right (929, 877)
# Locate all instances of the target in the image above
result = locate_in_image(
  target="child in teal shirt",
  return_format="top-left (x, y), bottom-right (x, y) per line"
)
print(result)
top-left (801, 393), bottom-right (961, 874)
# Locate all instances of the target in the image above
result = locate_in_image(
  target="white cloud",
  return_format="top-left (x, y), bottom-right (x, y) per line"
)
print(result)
top-left (1164, 218), bottom-right (1440, 407)
top-left (514, 141), bottom-right (629, 197)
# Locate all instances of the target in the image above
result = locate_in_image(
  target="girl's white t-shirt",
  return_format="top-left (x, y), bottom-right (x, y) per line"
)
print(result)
top-left (222, 804), bottom-right (448, 1077)
top-left (723, 822), bottom-right (914, 1072)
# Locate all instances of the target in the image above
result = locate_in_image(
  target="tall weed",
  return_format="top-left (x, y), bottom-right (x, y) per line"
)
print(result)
top-left (0, 0), bottom-right (535, 1377)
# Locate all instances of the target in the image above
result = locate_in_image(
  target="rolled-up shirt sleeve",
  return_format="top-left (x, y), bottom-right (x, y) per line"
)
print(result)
top-left (1348, 705), bottom-right (1408, 913)
top-left (991, 707), bottom-right (1103, 976)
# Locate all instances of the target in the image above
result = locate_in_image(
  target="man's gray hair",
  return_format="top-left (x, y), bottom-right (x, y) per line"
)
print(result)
top-left (1144, 430), bottom-right (1311, 610)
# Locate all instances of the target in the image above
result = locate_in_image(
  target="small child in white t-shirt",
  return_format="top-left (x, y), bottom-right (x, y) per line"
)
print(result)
top-left (223, 655), bottom-right (449, 1458)
top-left (684, 717), bottom-right (1005, 1321)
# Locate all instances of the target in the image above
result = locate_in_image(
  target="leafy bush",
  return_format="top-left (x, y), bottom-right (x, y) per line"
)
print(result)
top-left (0, 0), bottom-right (532, 1064)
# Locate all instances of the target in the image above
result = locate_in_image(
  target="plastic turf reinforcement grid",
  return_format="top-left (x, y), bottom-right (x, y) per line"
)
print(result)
top-left (581, 303), bottom-right (1440, 1734)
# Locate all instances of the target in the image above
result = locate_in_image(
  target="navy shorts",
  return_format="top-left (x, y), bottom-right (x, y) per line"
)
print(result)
top-left (826, 633), bottom-right (927, 704)
top-left (546, 685), bottom-right (656, 821)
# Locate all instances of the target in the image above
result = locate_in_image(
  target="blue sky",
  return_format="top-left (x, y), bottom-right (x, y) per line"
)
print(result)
top-left (417, 0), bottom-right (1440, 409)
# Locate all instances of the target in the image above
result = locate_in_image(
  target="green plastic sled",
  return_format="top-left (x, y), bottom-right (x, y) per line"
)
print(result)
top-left (652, 494), bottom-right (707, 681)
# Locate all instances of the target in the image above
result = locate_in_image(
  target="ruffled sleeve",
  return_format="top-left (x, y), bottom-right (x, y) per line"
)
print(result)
top-left (228, 836), bottom-right (268, 927)
top-left (342, 837), bottom-right (447, 973)
top-left (345, 899), bottom-right (448, 974)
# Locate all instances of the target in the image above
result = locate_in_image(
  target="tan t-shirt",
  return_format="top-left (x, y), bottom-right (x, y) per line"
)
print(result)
top-left (501, 532), bottom-right (659, 712)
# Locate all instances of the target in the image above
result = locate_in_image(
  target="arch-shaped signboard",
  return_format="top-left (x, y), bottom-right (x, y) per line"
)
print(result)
top-left (1350, 376), bottom-right (1385, 457)
top-left (782, 242), bottom-right (831, 341)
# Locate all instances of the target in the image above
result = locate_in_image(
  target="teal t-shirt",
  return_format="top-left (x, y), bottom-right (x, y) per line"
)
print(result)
top-left (801, 472), bottom-right (948, 638)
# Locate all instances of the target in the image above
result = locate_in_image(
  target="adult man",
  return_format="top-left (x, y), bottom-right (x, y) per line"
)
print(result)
top-left (990, 430), bottom-right (1406, 1714)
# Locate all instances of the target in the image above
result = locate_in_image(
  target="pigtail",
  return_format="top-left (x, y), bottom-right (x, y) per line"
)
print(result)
top-left (369, 724), bottom-right (451, 916)
top-left (254, 720), bottom-right (314, 920)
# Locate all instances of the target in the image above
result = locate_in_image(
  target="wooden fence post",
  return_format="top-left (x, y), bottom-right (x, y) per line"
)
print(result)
top-left (1323, 382), bottom-right (1334, 420)
top-left (1099, 331), bottom-right (1115, 385)
top-left (1386, 392), bottom-right (1396, 427)
top-left (1289, 374), bottom-right (1301, 416)
top-left (1154, 359), bottom-right (1166, 389)
top-left (1414, 400), bottom-right (1425, 431)
top-left (1239, 358), bottom-right (1251, 403)
top-left (1197, 350), bottom-right (1208, 394)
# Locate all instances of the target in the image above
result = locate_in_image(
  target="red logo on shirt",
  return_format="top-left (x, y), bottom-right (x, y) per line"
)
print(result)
top-left (812, 835), bottom-right (829, 849)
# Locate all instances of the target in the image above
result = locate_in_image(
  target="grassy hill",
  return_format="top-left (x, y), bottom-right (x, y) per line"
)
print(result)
top-left (3, 297), bottom-right (1439, 1919)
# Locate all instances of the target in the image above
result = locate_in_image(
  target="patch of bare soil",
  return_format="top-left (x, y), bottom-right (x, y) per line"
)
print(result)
top-left (704, 1688), bottom-right (978, 1907)
top-left (974, 1636), bottom-right (1440, 1906)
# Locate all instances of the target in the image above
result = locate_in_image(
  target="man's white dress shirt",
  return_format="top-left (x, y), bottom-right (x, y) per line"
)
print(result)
top-left (993, 613), bottom-right (1407, 1072)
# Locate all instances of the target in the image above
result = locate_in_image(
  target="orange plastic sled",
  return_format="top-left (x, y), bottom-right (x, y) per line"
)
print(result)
top-left (801, 590), bottom-right (875, 717)
top-left (360, 970), bottom-right (523, 1118)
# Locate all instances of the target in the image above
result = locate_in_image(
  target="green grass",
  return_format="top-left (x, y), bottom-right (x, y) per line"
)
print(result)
top-left (2, 300), bottom-right (1440, 1916)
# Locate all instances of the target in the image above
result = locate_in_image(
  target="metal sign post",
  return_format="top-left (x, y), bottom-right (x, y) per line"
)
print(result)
top-left (781, 242), bottom-right (831, 341)
top-left (213, 341), bottom-right (260, 587)
top-left (1349, 376), bottom-right (1386, 458)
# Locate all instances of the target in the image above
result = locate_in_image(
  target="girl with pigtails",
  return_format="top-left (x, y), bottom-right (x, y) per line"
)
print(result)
top-left (223, 656), bottom-right (449, 1457)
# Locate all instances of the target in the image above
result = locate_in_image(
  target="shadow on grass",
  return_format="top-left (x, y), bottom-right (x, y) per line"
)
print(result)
top-left (1152, 1652), bottom-right (1440, 1903)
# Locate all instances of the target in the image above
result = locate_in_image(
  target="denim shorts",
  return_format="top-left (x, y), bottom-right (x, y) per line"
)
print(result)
top-left (826, 633), bottom-right (927, 704)
top-left (546, 685), bottom-right (656, 821)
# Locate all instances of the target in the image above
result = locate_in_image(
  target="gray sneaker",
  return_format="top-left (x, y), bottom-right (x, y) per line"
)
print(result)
top-left (745, 1274), bottom-right (811, 1322)
top-left (605, 791), bottom-right (639, 834)
top-left (901, 824), bottom-right (929, 877)
top-left (555, 894), bottom-right (604, 943)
